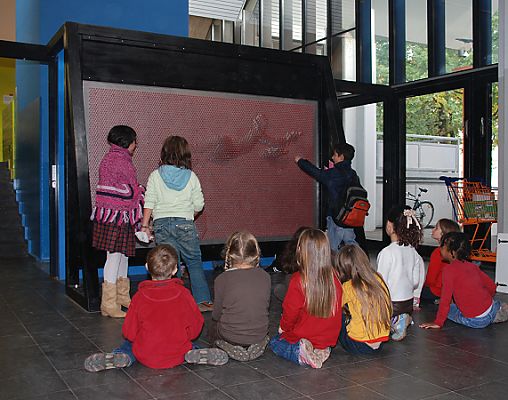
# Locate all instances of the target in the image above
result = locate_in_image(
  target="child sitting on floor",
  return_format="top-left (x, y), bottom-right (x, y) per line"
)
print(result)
top-left (421, 218), bottom-right (461, 304)
top-left (84, 245), bottom-right (227, 372)
top-left (270, 228), bottom-right (342, 369)
top-left (420, 232), bottom-right (508, 329)
top-left (209, 231), bottom-right (271, 362)
top-left (335, 245), bottom-right (392, 354)
top-left (377, 206), bottom-right (425, 341)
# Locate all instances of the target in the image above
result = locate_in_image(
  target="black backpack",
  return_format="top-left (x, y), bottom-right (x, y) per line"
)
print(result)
top-left (332, 173), bottom-right (371, 228)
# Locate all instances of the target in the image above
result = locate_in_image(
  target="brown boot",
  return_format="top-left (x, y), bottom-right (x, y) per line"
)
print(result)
top-left (101, 282), bottom-right (126, 318)
top-left (116, 277), bottom-right (131, 308)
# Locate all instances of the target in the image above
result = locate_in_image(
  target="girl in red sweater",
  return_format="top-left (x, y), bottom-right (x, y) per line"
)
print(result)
top-left (421, 219), bottom-right (460, 304)
top-left (420, 232), bottom-right (508, 329)
top-left (269, 228), bottom-right (342, 368)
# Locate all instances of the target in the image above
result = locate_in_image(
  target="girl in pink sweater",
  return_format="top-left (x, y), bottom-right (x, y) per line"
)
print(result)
top-left (91, 125), bottom-right (144, 318)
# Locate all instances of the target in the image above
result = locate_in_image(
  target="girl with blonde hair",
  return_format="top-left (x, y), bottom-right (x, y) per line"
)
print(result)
top-left (269, 228), bottom-right (342, 368)
top-left (335, 245), bottom-right (392, 354)
top-left (206, 231), bottom-right (271, 362)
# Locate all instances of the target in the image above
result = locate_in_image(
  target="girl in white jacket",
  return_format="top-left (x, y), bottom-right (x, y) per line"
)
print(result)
top-left (377, 206), bottom-right (424, 341)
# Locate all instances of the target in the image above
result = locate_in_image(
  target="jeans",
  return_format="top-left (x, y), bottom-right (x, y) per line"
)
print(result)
top-left (269, 334), bottom-right (301, 365)
top-left (447, 300), bottom-right (500, 328)
top-left (113, 340), bottom-right (136, 367)
top-left (153, 217), bottom-right (211, 304)
top-left (338, 313), bottom-right (381, 355)
top-left (326, 216), bottom-right (356, 251)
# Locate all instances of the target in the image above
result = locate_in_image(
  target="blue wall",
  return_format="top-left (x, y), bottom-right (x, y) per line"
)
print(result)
top-left (15, 0), bottom-right (189, 265)
top-left (40, 0), bottom-right (189, 43)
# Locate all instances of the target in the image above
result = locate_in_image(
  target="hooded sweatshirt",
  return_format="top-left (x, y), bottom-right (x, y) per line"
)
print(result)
top-left (144, 165), bottom-right (204, 221)
top-left (122, 278), bottom-right (204, 369)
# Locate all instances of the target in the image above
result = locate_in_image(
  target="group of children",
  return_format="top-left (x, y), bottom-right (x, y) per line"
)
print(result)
top-left (86, 125), bottom-right (508, 372)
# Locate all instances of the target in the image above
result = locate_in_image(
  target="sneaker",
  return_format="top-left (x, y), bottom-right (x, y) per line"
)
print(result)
top-left (298, 338), bottom-right (331, 369)
top-left (185, 348), bottom-right (228, 366)
top-left (493, 302), bottom-right (508, 323)
top-left (391, 313), bottom-right (412, 342)
top-left (247, 335), bottom-right (270, 361)
top-left (215, 340), bottom-right (250, 362)
top-left (198, 302), bottom-right (214, 312)
top-left (84, 352), bottom-right (131, 372)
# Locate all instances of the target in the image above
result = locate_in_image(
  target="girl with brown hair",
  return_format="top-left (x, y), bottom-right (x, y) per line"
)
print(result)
top-left (334, 245), bottom-right (392, 354)
top-left (269, 228), bottom-right (342, 368)
top-left (377, 205), bottom-right (425, 341)
top-left (141, 136), bottom-right (212, 311)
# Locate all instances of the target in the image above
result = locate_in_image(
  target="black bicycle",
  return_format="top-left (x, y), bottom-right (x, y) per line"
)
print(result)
top-left (406, 187), bottom-right (435, 228)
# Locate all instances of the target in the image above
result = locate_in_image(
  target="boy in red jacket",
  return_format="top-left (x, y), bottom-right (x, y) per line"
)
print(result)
top-left (85, 245), bottom-right (227, 371)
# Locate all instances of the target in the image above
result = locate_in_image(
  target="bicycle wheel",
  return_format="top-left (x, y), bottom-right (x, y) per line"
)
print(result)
top-left (415, 201), bottom-right (434, 228)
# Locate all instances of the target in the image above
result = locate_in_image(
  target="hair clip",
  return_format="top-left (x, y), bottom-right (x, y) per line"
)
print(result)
top-left (403, 209), bottom-right (421, 229)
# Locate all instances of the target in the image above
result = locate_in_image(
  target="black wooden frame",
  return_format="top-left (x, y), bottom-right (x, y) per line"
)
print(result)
top-left (53, 22), bottom-right (347, 310)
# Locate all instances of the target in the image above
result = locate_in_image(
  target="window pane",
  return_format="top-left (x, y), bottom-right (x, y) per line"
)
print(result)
top-left (242, 0), bottom-right (260, 47)
top-left (343, 102), bottom-right (384, 243)
top-left (445, 0), bottom-right (473, 73)
top-left (405, 90), bottom-right (464, 237)
top-left (492, 0), bottom-right (499, 64)
top-left (305, 0), bottom-right (327, 54)
top-left (282, 0), bottom-right (302, 50)
top-left (406, 0), bottom-right (428, 81)
top-left (331, 0), bottom-right (356, 35)
top-left (331, 30), bottom-right (356, 80)
top-left (372, 0), bottom-right (389, 84)
top-left (261, 0), bottom-right (279, 48)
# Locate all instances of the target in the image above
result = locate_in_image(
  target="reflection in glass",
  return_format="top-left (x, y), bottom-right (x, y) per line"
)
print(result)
top-left (330, 31), bottom-right (356, 80)
top-left (405, 89), bottom-right (464, 235)
top-left (243, 0), bottom-right (260, 46)
top-left (445, 0), bottom-right (473, 73)
top-left (331, 0), bottom-right (355, 35)
top-left (405, 0), bottom-right (428, 81)
top-left (492, 0), bottom-right (499, 64)
top-left (372, 0), bottom-right (389, 84)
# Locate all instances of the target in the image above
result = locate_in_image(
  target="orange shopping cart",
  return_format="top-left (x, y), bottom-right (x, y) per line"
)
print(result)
top-left (440, 176), bottom-right (497, 263)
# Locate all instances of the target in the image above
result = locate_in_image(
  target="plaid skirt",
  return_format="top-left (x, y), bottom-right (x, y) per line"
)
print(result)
top-left (92, 221), bottom-right (136, 257)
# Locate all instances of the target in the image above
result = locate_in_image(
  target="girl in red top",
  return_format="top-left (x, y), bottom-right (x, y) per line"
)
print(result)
top-left (269, 228), bottom-right (342, 368)
top-left (421, 219), bottom-right (460, 304)
top-left (420, 232), bottom-right (508, 329)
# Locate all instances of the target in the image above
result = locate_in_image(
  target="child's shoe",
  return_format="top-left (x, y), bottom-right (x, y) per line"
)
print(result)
top-left (84, 352), bottom-right (131, 372)
top-left (198, 302), bottom-right (214, 312)
top-left (101, 282), bottom-right (126, 318)
top-left (493, 302), bottom-right (508, 323)
top-left (116, 277), bottom-right (131, 308)
top-left (298, 338), bottom-right (331, 369)
top-left (185, 348), bottom-right (229, 366)
top-left (391, 313), bottom-right (412, 341)
top-left (215, 340), bottom-right (250, 362)
top-left (247, 335), bottom-right (270, 361)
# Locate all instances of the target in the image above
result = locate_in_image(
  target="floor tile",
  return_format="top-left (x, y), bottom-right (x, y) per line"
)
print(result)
top-left (456, 380), bottom-right (508, 400)
top-left (60, 368), bottom-right (132, 390)
top-left (73, 381), bottom-right (152, 400)
top-left (0, 370), bottom-right (69, 400)
top-left (334, 361), bottom-right (405, 384)
top-left (221, 378), bottom-right (302, 400)
top-left (277, 368), bottom-right (356, 396)
top-left (194, 362), bottom-right (267, 387)
top-left (136, 371), bottom-right (215, 398)
top-left (311, 385), bottom-right (389, 400)
top-left (367, 375), bottom-right (449, 400)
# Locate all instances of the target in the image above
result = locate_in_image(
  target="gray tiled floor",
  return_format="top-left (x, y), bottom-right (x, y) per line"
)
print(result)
top-left (1, 256), bottom-right (508, 400)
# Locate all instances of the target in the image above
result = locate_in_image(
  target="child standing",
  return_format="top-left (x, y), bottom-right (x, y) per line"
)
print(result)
top-left (377, 206), bottom-right (425, 341)
top-left (84, 245), bottom-right (227, 372)
top-left (209, 231), bottom-right (271, 361)
top-left (421, 219), bottom-right (461, 304)
top-left (141, 136), bottom-right (212, 311)
top-left (420, 232), bottom-right (508, 329)
top-left (335, 245), bottom-right (392, 354)
top-left (91, 125), bottom-right (145, 318)
top-left (270, 228), bottom-right (342, 369)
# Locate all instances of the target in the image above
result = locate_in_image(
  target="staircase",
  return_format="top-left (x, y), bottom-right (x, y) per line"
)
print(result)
top-left (0, 162), bottom-right (29, 258)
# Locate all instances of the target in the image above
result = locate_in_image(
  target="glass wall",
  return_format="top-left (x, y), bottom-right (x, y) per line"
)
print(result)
top-left (492, 0), bottom-right (499, 64)
top-left (405, 89), bottom-right (464, 239)
top-left (372, 0), bottom-right (389, 84)
top-left (406, 0), bottom-right (427, 81)
top-left (445, 0), bottom-right (473, 73)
